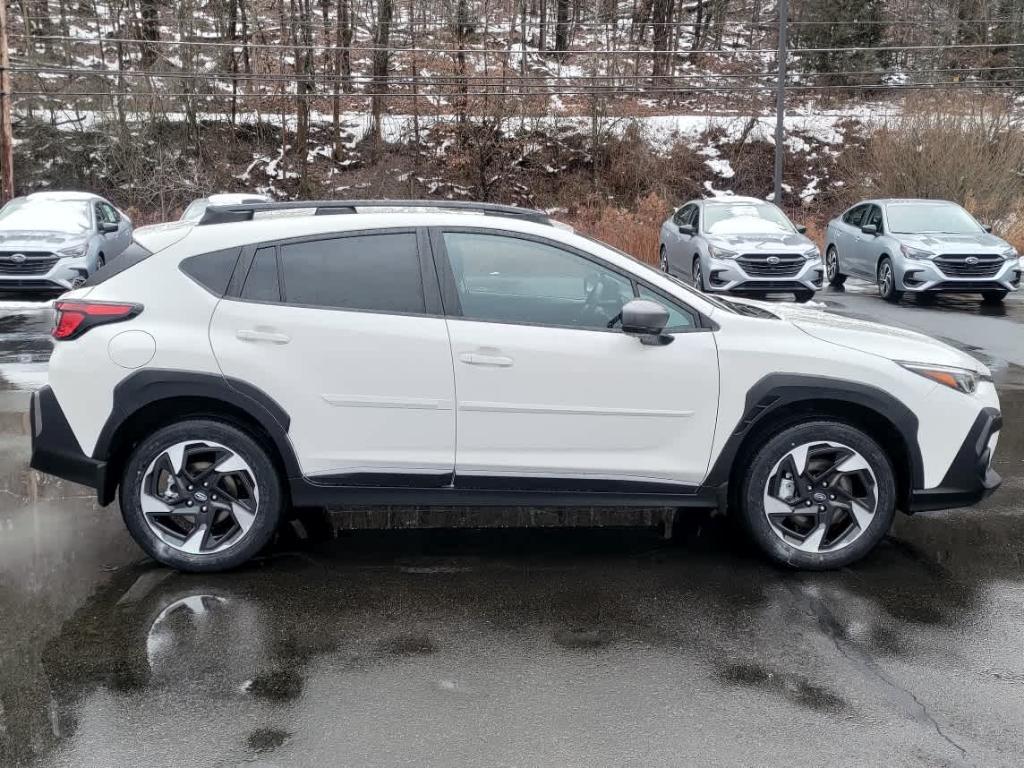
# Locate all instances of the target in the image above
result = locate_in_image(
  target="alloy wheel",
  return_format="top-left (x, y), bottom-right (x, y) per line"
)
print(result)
top-left (826, 249), bottom-right (837, 281)
top-left (693, 261), bottom-right (704, 291)
top-left (879, 262), bottom-right (893, 297)
top-left (659, 248), bottom-right (668, 272)
top-left (762, 440), bottom-right (878, 553)
top-left (140, 440), bottom-right (260, 555)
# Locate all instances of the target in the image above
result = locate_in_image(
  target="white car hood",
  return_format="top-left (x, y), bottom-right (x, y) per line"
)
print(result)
top-left (737, 300), bottom-right (988, 373)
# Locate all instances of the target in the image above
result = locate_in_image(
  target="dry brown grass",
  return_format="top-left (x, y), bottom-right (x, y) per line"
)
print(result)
top-left (567, 193), bottom-right (671, 266)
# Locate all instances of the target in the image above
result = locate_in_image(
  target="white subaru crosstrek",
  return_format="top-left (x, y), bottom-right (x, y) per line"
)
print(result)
top-left (30, 201), bottom-right (1002, 572)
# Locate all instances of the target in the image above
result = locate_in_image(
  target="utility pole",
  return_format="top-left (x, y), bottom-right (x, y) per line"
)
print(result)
top-left (0, 0), bottom-right (14, 203)
top-left (773, 0), bottom-right (788, 205)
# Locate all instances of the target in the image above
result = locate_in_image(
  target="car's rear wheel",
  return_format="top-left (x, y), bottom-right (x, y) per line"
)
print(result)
top-left (120, 419), bottom-right (283, 572)
top-left (738, 420), bottom-right (896, 570)
top-left (878, 257), bottom-right (902, 303)
top-left (982, 290), bottom-right (1007, 304)
top-left (825, 246), bottom-right (846, 287)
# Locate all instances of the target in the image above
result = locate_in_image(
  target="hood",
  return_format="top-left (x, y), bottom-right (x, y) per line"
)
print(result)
top-left (736, 299), bottom-right (988, 373)
top-left (0, 230), bottom-right (88, 249)
top-left (708, 232), bottom-right (814, 252)
top-left (893, 232), bottom-right (1010, 253)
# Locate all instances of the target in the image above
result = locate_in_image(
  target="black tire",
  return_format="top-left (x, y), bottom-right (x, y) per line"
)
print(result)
top-left (982, 290), bottom-right (1007, 304)
top-left (794, 290), bottom-right (815, 303)
top-left (738, 420), bottom-right (897, 570)
top-left (692, 257), bottom-right (705, 291)
top-left (877, 257), bottom-right (902, 303)
top-left (97, 252), bottom-right (105, 269)
top-left (915, 292), bottom-right (936, 305)
top-left (120, 419), bottom-right (284, 572)
top-left (825, 246), bottom-right (846, 287)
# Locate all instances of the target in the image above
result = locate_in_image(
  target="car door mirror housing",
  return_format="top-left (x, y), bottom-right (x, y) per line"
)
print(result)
top-left (796, 224), bottom-right (808, 234)
top-left (99, 221), bottom-right (119, 234)
top-left (860, 224), bottom-right (878, 236)
top-left (982, 223), bottom-right (993, 233)
top-left (678, 224), bottom-right (696, 236)
top-left (621, 299), bottom-right (673, 346)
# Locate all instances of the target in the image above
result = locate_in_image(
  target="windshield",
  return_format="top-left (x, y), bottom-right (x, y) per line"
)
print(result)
top-left (0, 199), bottom-right (92, 233)
top-left (885, 203), bottom-right (982, 235)
top-left (704, 203), bottom-right (795, 235)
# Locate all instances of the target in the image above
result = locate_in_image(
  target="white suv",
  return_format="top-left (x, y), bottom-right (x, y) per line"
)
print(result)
top-left (30, 201), bottom-right (1003, 572)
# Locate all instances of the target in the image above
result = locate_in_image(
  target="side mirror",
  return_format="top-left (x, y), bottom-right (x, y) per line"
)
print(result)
top-left (860, 224), bottom-right (878, 236)
top-left (982, 224), bottom-right (993, 233)
top-left (99, 221), bottom-right (119, 234)
top-left (796, 224), bottom-right (808, 234)
top-left (621, 299), bottom-right (672, 346)
top-left (678, 224), bottom-right (696, 236)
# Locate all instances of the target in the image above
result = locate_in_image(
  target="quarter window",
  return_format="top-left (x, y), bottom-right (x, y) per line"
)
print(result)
top-left (278, 232), bottom-right (424, 314)
top-left (442, 232), bottom-right (635, 330)
top-left (242, 247), bottom-right (280, 302)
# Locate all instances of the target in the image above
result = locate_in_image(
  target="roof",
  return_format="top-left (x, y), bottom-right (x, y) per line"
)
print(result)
top-left (26, 191), bottom-right (101, 202)
top-left (204, 193), bottom-right (272, 205)
top-left (861, 198), bottom-right (958, 206)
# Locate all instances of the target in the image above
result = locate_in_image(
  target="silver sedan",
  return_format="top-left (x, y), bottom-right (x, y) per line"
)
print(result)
top-left (659, 196), bottom-right (823, 302)
top-left (824, 199), bottom-right (1021, 304)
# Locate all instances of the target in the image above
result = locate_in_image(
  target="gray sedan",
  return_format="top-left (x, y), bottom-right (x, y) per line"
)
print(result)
top-left (0, 191), bottom-right (132, 293)
top-left (824, 199), bottom-right (1021, 304)
top-left (658, 196), bottom-right (822, 302)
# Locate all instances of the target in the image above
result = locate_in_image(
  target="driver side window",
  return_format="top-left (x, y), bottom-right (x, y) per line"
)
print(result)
top-left (442, 231), bottom-right (634, 331)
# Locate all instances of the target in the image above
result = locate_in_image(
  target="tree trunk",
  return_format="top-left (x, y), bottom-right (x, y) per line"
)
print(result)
top-left (370, 0), bottom-right (393, 150)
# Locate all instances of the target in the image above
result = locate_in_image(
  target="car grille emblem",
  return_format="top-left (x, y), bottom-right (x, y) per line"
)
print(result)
top-left (965, 256), bottom-right (979, 265)
top-left (9, 253), bottom-right (26, 263)
top-left (767, 256), bottom-right (780, 264)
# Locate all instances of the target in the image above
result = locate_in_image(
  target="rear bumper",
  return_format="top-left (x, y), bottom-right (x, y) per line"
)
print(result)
top-left (908, 407), bottom-right (1002, 512)
top-left (30, 386), bottom-right (114, 504)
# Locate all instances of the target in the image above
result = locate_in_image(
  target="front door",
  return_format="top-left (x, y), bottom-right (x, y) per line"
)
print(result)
top-left (209, 230), bottom-right (456, 482)
top-left (435, 229), bottom-right (720, 488)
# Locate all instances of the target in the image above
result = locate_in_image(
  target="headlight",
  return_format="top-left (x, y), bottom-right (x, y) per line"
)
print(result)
top-left (898, 361), bottom-right (979, 394)
top-left (900, 244), bottom-right (934, 260)
top-left (58, 243), bottom-right (88, 259)
top-left (802, 246), bottom-right (821, 260)
top-left (999, 245), bottom-right (1018, 259)
top-left (708, 243), bottom-right (739, 260)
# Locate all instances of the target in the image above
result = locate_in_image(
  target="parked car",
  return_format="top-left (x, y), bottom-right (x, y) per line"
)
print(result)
top-left (825, 198), bottom-right (1021, 303)
top-left (31, 200), bottom-right (1001, 573)
top-left (0, 191), bottom-right (132, 292)
top-left (180, 193), bottom-right (270, 223)
top-left (659, 196), bottom-right (822, 303)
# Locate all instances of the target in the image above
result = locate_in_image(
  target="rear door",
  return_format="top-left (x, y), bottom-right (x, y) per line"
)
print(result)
top-left (433, 228), bottom-right (720, 488)
top-left (209, 228), bottom-right (457, 482)
top-left (666, 204), bottom-right (696, 274)
top-left (837, 204), bottom-right (868, 276)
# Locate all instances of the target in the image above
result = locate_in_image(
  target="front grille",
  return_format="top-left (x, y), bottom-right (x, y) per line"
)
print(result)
top-left (0, 250), bottom-right (58, 275)
top-left (934, 254), bottom-right (1004, 278)
top-left (736, 254), bottom-right (805, 278)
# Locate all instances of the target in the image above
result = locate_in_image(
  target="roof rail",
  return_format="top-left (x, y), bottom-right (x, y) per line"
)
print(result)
top-left (196, 199), bottom-right (552, 226)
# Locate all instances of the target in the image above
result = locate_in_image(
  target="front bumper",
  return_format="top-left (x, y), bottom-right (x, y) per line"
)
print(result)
top-left (909, 407), bottom-right (1002, 512)
top-left (0, 256), bottom-right (87, 292)
top-left (30, 386), bottom-right (114, 504)
top-left (898, 257), bottom-right (1021, 293)
top-left (704, 256), bottom-right (823, 294)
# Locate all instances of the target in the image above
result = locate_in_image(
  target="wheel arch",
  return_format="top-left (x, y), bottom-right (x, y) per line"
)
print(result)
top-left (705, 375), bottom-right (922, 513)
top-left (93, 370), bottom-right (299, 505)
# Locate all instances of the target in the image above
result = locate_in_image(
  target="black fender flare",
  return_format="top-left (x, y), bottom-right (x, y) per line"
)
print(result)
top-left (93, 369), bottom-right (300, 504)
top-left (703, 373), bottom-right (924, 491)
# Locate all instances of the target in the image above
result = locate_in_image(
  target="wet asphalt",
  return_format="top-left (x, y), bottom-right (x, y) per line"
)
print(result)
top-left (0, 284), bottom-right (1022, 767)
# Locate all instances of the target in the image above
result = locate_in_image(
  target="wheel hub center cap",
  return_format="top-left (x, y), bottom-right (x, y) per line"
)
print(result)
top-left (193, 490), bottom-right (209, 502)
top-left (812, 491), bottom-right (827, 503)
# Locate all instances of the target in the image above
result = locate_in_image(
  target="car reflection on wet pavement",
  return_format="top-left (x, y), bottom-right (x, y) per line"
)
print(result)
top-left (0, 291), bottom-right (1022, 767)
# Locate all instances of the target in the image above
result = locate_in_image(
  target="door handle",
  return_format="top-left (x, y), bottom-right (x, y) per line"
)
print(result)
top-left (236, 329), bottom-right (291, 344)
top-left (459, 351), bottom-right (513, 367)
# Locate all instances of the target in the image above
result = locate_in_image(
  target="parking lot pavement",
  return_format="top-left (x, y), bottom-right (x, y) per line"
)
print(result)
top-left (0, 289), bottom-right (1022, 767)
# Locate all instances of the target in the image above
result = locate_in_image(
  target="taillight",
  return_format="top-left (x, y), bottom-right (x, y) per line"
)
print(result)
top-left (52, 300), bottom-right (143, 340)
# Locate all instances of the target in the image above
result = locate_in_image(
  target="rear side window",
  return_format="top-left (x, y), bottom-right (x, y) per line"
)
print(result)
top-left (242, 247), bottom-right (280, 302)
top-left (278, 232), bottom-right (424, 314)
top-left (180, 248), bottom-right (242, 296)
top-left (82, 240), bottom-right (152, 287)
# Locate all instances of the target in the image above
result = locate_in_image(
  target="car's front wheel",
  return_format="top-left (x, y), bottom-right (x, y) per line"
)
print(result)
top-left (120, 419), bottom-right (283, 572)
top-left (739, 420), bottom-right (896, 570)
top-left (692, 257), bottom-right (705, 291)
top-left (794, 290), bottom-right (815, 303)
top-left (659, 245), bottom-right (669, 273)
top-left (878, 257), bottom-right (902, 303)
top-left (982, 289), bottom-right (1008, 304)
top-left (825, 246), bottom-right (846, 287)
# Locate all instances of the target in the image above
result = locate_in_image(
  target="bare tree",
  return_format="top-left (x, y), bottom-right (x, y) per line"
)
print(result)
top-left (369, 0), bottom-right (393, 151)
